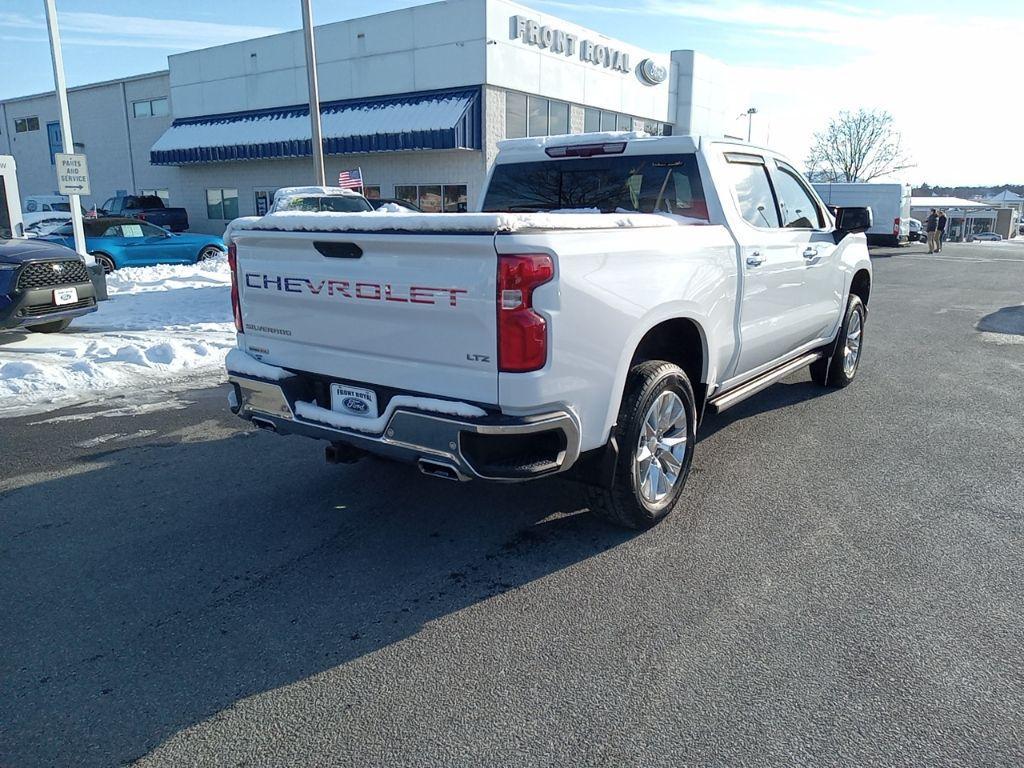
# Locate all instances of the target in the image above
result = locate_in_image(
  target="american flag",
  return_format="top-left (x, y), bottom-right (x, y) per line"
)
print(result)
top-left (337, 168), bottom-right (363, 190)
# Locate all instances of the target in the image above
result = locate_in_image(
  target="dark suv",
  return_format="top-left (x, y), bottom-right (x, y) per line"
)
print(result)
top-left (0, 238), bottom-right (98, 333)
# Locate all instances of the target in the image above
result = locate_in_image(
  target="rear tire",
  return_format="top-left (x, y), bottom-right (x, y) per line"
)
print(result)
top-left (587, 361), bottom-right (697, 530)
top-left (810, 294), bottom-right (865, 388)
top-left (27, 318), bottom-right (72, 333)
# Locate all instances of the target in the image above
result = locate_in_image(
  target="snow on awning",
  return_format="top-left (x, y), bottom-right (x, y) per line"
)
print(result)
top-left (150, 87), bottom-right (481, 165)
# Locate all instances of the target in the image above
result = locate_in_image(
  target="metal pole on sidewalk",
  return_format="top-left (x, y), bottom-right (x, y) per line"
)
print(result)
top-left (301, 0), bottom-right (326, 186)
top-left (43, 0), bottom-right (86, 257)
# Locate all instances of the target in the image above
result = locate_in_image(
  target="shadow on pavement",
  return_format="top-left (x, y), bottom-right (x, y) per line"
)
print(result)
top-left (0, 432), bottom-right (634, 767)
top-left (977, 305), bottom-right (1024, 336)
top-left (698, 379), bottom-right (833, 440)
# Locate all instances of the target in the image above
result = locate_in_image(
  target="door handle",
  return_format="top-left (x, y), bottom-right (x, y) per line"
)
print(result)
top-left (802, 247), bottom-right (819, 259)
top-left (746, 251), bottom-right (764, 267)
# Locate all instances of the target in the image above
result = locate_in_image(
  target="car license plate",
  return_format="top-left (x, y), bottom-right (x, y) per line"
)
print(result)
top-left (330, 383), bottom-right (379, 419)
top-left (53, 286), bottom-right (78, 306)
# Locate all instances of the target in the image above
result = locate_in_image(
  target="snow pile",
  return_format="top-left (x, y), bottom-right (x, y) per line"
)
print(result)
top-left (0, 257), bottom-right (235, 418)
top-left (226, 209), bottom-right (681, 237)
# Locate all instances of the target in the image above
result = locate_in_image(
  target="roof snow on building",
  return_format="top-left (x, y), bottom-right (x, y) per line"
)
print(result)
top-left (150, 87), bottom-right (481, 165)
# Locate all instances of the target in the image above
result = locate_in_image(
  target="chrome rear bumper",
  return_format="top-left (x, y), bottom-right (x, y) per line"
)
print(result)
top-left (228, 374), bottom-right (581, 482)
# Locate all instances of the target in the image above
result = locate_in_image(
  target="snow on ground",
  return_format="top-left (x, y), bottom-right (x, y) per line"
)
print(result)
top-left (0, 256), bottom-right (235, 418)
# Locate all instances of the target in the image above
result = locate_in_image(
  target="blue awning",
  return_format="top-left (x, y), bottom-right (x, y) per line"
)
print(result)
top-left (150, 87), bottom-right (482, 166)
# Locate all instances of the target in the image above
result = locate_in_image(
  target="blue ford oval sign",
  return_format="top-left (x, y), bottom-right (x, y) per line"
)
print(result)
top-left (638, 58), bottom-right (667, 86)
top-left (343, 397), bottom-right (369, 414)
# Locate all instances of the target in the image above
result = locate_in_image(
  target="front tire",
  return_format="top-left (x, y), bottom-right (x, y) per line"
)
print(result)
top-left (810, 294), bottom-right (865, 388)
top-left (92, 253), bottom-right (116, 274)
top-left (587, 361), bottom-right (697, 529)
top-left (197, 246), bottom-right (222, 262)
top-left (27, 318), bottom-right (72, 333)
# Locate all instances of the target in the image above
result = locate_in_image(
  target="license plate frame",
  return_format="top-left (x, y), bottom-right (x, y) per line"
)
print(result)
top-left (53, 286), bottom-right (78, 306)
top-left (330, 383), bottom-right (379, 420)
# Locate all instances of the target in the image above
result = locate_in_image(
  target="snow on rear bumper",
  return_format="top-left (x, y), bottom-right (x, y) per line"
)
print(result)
top-left (226, 364), bottom-right (581, 482)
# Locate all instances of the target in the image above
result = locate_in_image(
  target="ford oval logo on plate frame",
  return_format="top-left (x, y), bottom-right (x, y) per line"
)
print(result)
top-left (330, 383), bottom-right (379, 419)
top-left (638, 58), bottom-right (668, 86)
top-left (343, 397), bottom-right (368, 414)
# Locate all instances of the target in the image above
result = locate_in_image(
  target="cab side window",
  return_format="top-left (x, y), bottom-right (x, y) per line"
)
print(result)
top-left (724, 155), bottom-right (780, 228)
top-left (773, 164), bottom-right (824, 229)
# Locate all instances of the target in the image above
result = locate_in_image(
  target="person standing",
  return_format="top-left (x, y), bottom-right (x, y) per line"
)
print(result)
top-left (926, 209), bottom-right (940, 253)
top-left (937, 210), bottom-right (947, 251)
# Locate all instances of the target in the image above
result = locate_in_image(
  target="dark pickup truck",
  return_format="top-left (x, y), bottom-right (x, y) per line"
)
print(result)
top-left (100, 195), bottom-right (189, 232)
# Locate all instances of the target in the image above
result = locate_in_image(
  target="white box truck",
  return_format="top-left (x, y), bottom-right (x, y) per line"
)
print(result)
top-left (813, 182), bottom-right (911, 247)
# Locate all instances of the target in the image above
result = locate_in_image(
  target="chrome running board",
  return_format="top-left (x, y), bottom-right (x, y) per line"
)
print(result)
top-left (708, 352), bottom-right (822, 413)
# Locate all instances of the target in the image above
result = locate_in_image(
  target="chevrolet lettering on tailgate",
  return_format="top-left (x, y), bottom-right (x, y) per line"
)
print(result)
top-left (244, 273), bottom-right (468, 307)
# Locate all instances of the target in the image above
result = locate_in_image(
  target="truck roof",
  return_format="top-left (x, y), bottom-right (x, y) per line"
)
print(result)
top-left (494, 131), bottom-right (786, 164)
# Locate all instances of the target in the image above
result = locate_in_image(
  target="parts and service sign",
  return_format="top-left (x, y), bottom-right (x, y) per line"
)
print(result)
top-left (55, 153), bottom-right (91, 196)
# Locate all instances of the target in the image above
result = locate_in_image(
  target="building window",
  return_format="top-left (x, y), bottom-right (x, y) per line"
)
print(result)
top-left (548, 101), bottom-right (569, 136)
top-left (418, 185), bottom-right (442, 213)
top-left (363, 185), bottom-right (381, 200)
top-left (206, 188), bottom-right (239, 220)
top-left (394, 184), bottom-right (468, 213)
top-left (15, 116), bottom-right (40, 133)
top-left (584, 108), bottom-right (600, 133)
top-left (443, 185), bottom-right (468, 213)
top-left (140, 189), bottom-right (169, 204)
top-left (133, 98), bottom-right (169, 118)
top-left (616, 114), bottom-right (632, 132)
top-left (527, 96), bottom-right (547, 137)
top-left (506, 92), bottom-right (527, 139)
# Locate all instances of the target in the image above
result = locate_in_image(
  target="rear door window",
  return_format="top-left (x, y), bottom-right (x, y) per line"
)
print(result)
top-left (724, 157), bottom-right (780, 228)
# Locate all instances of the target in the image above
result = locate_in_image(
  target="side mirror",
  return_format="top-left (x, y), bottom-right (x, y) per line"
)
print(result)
top-left (834, 206), bottom-right (872, 241)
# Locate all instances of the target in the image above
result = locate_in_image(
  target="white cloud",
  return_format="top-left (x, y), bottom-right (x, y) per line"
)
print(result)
top-left (0, 10), bottom-right (285, 51)
top-left (539, 0), bottom-right (1024, 184)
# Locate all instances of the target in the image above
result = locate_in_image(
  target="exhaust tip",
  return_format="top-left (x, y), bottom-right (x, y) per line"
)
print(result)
top-left (418, 459), bottom-right (468, 482)
top-left (251, 417), bottom-right (277, 432)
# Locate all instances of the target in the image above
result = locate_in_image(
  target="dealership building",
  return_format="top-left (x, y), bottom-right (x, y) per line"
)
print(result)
top-left (0, 0), bottom-right (744, 234)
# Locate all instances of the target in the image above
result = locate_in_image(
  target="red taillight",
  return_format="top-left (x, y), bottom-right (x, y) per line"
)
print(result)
top-left (228, 243), bottom-right (243, 333)
top-left (497, 254), bottom-right (554, 372)
top-left (136, 212), bottom-right (147, 221)
top-left (893, 217), bottom-right (900, 236)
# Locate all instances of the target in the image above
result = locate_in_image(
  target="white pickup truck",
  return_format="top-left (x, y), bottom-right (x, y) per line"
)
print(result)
top-left (225, 133), bottom-right (872, 529)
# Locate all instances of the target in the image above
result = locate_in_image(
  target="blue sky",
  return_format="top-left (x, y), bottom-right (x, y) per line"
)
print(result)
top-left (3, 0), bottom-right (1022, 183)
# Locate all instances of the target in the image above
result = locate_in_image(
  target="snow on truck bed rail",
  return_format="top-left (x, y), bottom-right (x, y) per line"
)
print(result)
top-left (225, 208), bottom-right (690, 240)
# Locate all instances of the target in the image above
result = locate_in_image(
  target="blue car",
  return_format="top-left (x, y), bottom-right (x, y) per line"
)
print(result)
top-left (44, 217), bottom-right (225, 274)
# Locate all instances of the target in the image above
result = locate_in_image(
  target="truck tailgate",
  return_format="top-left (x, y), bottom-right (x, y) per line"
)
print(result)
top-left (233, 230), bottom-right (499, 405)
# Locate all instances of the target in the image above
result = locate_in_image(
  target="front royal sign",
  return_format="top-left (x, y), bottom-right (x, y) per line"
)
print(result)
top-left (510, 15), bottom-right (632, 74)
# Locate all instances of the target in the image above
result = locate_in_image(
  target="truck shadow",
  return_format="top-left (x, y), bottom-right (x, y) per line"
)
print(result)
top-left (698, 380), bottom-right (833, 440)
top-left (0, 432), bottom-right (635, 767)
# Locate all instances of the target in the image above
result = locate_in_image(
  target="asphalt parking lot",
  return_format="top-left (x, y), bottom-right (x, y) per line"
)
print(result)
top-left (2, 241), bottom-right (1022, 767)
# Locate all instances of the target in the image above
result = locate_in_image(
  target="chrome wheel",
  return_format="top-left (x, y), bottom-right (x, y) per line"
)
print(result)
top-left (843, 308), bottom-right (863, 377)
top-left (92, 254), bottom-right (115, 274)
top-left (197, 246), bottom-right (221, 262)
top-left (634, 390), bottom-right (689, 506)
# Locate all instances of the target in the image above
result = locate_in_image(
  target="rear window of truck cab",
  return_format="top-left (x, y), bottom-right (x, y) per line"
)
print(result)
top-left (483, 153), bottom-right (708, 220)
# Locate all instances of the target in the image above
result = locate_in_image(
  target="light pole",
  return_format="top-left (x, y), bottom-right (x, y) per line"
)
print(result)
top-left (743, 107), bottom-right (758, 143)
top-left (43, 0), bottom-right (86, 258)
top-left (301, 0), bottom-right (326, 186)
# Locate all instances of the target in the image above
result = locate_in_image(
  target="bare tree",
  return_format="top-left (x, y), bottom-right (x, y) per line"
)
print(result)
top-left (805, 109), bottom-right (914, 182)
